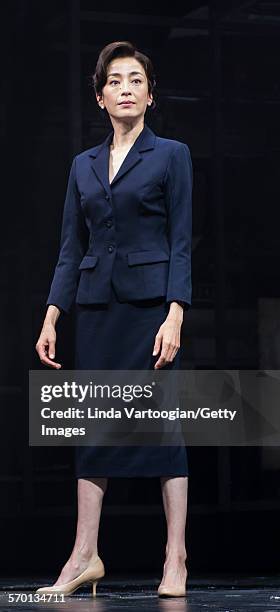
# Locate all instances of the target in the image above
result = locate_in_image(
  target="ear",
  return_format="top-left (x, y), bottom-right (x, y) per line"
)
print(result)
top-left (96, 93), bottom-right (104, 108)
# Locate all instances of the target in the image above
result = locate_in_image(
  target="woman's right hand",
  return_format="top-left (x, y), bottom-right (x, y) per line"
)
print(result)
top-left (36, 322), bottom-right (62, 369)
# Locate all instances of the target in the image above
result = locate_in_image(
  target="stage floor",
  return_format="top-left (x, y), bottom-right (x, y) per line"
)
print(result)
top-left (1, 574), bottom-right (280, 610)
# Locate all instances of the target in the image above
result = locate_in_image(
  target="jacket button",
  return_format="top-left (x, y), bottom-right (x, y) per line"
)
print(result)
top-left (105, 194), bottom-right (110, 201)
top-left (105, 219), bottom-right (112, 228)
top-left (108, 245), bottom-right (115, 253)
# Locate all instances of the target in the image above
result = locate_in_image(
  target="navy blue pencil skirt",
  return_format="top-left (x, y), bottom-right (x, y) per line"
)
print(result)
top-left (74, 282), bottom-right (188, 478)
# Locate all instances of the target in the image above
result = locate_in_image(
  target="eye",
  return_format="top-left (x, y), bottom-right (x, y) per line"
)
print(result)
top-left (132, 79), bottom-right (142, 84)
top-left (109, 80), bottom-right (119, 85)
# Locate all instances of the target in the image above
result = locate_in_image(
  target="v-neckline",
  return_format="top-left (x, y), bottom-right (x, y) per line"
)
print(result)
top-left (107, 125), bottom-right (145, 186)
top-left (108, 143), bottom-right (134, 186)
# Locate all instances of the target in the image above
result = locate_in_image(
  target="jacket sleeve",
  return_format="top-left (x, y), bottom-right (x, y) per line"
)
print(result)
top-left (46, 156), bottom-right (89, 314)
top-left (164, 142), bottom-right (193, 308)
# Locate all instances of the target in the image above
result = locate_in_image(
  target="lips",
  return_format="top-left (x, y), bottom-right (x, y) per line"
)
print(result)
top-left (119, 101), bottom-right (134, 105)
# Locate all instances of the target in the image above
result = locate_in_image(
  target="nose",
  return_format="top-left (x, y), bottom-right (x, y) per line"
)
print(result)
top-left (120, 80), bottom-right (132, 94)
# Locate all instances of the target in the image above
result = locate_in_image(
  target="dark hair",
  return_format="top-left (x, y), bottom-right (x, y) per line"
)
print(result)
top-left (92, 41), bottom-right (157, 110)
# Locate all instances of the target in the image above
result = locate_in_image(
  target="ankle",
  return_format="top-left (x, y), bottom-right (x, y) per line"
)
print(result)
top-left (164, 549), bottom-right (187, 564)
top-left (71, 545), bottom-right (98, 565)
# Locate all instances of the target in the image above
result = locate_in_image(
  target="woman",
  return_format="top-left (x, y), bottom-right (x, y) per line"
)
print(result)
top-left (35, 40), bottom-right (193, 598)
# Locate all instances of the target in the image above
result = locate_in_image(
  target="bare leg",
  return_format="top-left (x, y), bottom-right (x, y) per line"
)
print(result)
top-left (158, 476), bottom-right (188, 590)
top-left (53, 477), bottom-right (107, 586)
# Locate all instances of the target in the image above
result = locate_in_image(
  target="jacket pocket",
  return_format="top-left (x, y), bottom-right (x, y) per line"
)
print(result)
top-left (78, 255), bottom-right (99, 270)
top-left (127, 249), bottom-right (170, 266)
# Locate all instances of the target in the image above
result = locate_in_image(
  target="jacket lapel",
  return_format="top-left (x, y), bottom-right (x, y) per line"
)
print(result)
top-left (88, 124), bottom-right (156, 195)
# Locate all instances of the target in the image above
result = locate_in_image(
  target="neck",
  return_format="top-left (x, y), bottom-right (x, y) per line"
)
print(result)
top-left (110, 120), bottom-right (145, 149)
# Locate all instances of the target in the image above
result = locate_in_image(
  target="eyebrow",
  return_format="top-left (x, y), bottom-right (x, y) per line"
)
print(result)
top-left (107, 71), bottom-right (144, 77)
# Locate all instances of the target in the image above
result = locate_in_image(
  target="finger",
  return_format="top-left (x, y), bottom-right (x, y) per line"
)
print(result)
top-left (165, 343), bottom-right (179, 363)
top-left (154, 350), bottom-right (168, 369)
top-left (154, 357), bottom-right (167, 369)
top-left (167, 347), bottom-right (178, 363)
top-left (154, 341), bottom-right (176, 369)
top-left (164, 331), bottom-right (181, 361)
top-left (161, 341), bottom-right (173, 362)
top-left (152, 340), bottom-right (161, 356)
top-left (37, 343), bottom-right (61, 369)
top-left (36, 342), bottom-right (48, 362)
top-left (48, 341), bottom-right (56, 360)
top-left (43, 359), bottom-right (62, 369)
top-left (152, 332), bottom-right (162, 356)
top-left (41, 355), bottom-right (62, 369)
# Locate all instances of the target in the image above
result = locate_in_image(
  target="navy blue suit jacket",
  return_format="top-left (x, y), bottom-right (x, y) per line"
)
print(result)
top-left (46, 123), bottom-right (193, 314)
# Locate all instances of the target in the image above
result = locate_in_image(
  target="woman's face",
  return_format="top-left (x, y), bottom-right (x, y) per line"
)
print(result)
top-left (97, 56), bottom-right (153, 122)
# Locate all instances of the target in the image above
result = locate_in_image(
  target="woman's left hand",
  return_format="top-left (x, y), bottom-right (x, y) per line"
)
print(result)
top-left (152, 303), bottom-right (184, 369)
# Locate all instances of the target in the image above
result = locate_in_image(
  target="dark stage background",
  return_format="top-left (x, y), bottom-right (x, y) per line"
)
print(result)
top-left (1, 0), bottom-right (280, 576)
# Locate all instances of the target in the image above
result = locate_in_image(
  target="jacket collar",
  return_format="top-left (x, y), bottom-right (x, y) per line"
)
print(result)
top-left (88, 123), bottom-right (156, 194)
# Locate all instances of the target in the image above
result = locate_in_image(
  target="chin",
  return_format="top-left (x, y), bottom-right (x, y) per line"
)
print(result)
top-left (117, 110), bottom-right (138, 118)
top-left (118, 106), bottom-right (136, 111)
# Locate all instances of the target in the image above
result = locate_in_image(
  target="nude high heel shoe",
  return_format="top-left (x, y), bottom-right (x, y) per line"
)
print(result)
top-left (157, 584), bottom-right (187, 597)
top-left (36, 554), bottom-right (105, 598)
top-left (157, 564), bottom-right (187, 597)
